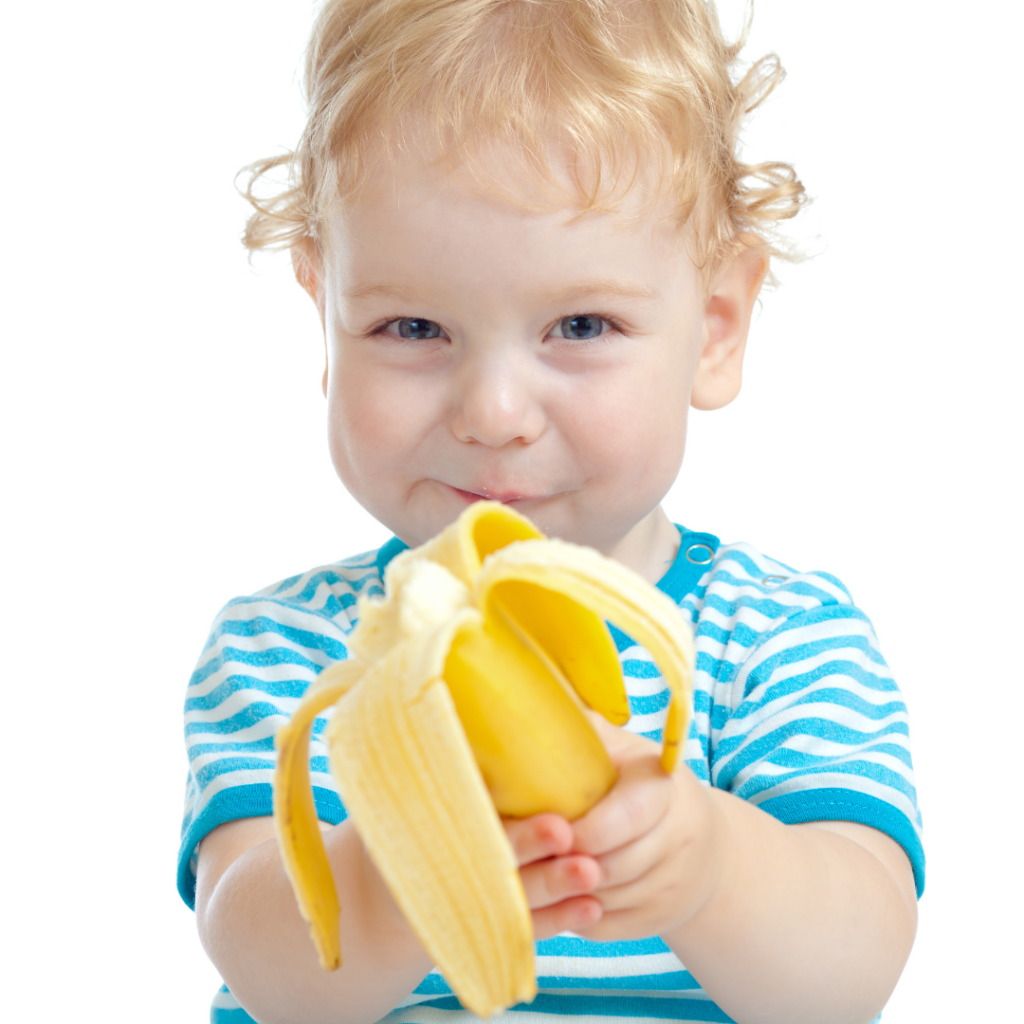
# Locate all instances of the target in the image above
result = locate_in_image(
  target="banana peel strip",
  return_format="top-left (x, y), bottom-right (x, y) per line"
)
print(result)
top-left (477, 538), bottom-right (695, 772)
top-left (273, 658), bottom-right (365, 971)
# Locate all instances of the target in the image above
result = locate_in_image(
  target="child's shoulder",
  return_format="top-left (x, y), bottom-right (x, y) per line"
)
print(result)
top-left (249, 543), bottom-right (393, 617)
top-left (677, 532), bottom-right (889, 710)
top-left (698, 538), bottom-right (859, 620)
top-left (681, 536), bottom-right (900, 775)
top-left (199, 538), bottom-right (409, 655)
top-left (669, 529), bottom-right (863, 632)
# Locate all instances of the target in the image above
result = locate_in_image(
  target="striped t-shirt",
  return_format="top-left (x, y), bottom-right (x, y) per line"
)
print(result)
top-left (180, 526), bottom-right (924, 1024)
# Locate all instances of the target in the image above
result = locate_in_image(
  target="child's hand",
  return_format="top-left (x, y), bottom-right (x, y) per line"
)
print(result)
top-left (504, 716), bottom-right (726, 943)
top-left (567, 717), bottom-right (726, 942)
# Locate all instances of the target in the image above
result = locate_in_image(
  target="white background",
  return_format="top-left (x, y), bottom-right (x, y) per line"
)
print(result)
top-left (2, 1), bottom-right (1020, 1019)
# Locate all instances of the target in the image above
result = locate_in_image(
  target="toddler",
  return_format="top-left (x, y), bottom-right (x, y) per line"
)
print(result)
top-left (180, 2), bottom-right (923, 1023)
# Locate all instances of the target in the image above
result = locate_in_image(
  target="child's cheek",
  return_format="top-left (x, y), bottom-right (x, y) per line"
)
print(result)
top-left (572, 352), bottom-right (690, 482)
top-left (324, 350), bottom-right (448, 493)
top-left (328, 370), bottom-right (409, 466)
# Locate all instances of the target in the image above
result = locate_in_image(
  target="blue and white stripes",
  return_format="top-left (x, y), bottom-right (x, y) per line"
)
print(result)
top-left (181, 528), bottom-right (922, 1024)
top-left (386, 936), bottom-right (738, 1024)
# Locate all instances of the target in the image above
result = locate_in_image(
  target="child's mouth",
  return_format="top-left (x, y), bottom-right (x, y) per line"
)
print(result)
top-left (448, 484), bottom-right (532, 505)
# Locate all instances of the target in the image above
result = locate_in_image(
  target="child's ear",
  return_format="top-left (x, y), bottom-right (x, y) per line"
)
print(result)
top-left (690, 242), bottom-right (768, 411)
top-left (292, 245), bottom-right (326, 325)
top-left (291, 245), bottom-right (329, 395)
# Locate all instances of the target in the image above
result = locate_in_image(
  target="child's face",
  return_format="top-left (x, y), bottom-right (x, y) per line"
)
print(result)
top-left (309, 156), bottom-right (756, 557)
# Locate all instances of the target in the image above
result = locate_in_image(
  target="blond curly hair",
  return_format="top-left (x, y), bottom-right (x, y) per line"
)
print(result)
top-left (240, 0), bottom-right (806, 277)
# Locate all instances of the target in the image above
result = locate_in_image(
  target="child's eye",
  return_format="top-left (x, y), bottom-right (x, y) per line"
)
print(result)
top-left (383, 317), bottom-right (445, 340)
top-left (548, 314), bottom-right (614, 341)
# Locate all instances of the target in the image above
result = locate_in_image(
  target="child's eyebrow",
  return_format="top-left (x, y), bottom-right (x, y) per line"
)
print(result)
top-left (344, 283), bottom-right (431, 303)
top-left (538, 279), bottom-right (659, 304)
top-left (344, 279), bottom-right (658, 305)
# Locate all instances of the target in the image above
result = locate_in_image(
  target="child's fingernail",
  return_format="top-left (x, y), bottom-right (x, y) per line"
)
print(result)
top-left (568, 861), bottom-right (589, 887)
top-left (534, 827), bottom-right (555, 853)
top-left (536, 817), bottom-right (568, 851)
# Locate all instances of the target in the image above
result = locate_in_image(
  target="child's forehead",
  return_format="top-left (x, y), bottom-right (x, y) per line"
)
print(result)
top-left (321, 128), bottom-right (686, 249)
top-left (318, 151), bottom-right (700, 311)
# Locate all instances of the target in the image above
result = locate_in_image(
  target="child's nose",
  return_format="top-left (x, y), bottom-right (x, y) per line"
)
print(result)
top-left (451, 351), bottom-right (546, 448)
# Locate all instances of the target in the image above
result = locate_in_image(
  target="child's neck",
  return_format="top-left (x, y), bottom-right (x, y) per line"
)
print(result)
top-left (605, 506), bottom-right (680, 585)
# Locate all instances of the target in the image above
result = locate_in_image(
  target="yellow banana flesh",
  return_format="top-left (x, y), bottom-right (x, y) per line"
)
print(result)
top-left (478, 540), bottom-right (695, 774)
top-left (273, 502), bottom-right (695, 1018)
top-left (444, 616), bottom-right (617, 819)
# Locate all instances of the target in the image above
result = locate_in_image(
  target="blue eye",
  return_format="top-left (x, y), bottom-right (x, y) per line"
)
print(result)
top-left (394, 318), bottom-right (442, 339)
top-left (558, 314), bottom-right (604, 340)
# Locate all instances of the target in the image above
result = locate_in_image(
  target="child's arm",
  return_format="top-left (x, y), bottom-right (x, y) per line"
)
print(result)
top-left (194, 815), bottom-right (602, 1024)
top-left (196, 726), bottom-right (914, 1024)
top-left (195, 817), bottom-right (430, 1024)
top-left (509, 720), bottom-right (918, 1024)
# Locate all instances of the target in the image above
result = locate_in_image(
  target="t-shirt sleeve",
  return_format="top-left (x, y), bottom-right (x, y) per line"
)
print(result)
top-left (709, 587), bottom-right (925, 897)
top-left (177, 591), bottom-right (354, 910)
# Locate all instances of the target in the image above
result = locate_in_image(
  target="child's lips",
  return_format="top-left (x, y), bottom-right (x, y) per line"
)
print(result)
top-left (446, 483), bottom-right (539, 505)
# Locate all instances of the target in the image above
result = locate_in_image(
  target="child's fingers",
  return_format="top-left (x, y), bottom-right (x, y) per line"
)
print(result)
top-left (588, 830), bottom-right (666, 894)
top-left (531, 895), bottom-right (604, 941)
top-left (518, 853), bottom-right (601, 909)
top-left (572, 755), bottom-right (672, 856)
top-left (503, 812), bottom-right (574, 866)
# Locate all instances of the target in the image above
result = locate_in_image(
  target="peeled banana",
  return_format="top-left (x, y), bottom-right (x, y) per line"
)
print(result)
top-left (273, 502), bottom-right (695, 1018)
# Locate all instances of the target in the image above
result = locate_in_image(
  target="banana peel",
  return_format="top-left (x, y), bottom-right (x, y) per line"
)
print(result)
top-left (273, 501), bottom-right (695, 1017)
